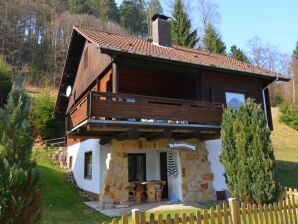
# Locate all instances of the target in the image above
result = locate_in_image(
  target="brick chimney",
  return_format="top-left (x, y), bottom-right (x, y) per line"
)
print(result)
top-left (152, 14), bottom-right (171, 47)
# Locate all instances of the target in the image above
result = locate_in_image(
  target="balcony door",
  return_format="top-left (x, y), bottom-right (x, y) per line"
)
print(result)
top-left (128, 153), bottom-right (146, 182)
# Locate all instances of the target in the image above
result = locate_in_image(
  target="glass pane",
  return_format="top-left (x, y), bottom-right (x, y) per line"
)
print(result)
top-left (225, 92), bottom-right (245, 110)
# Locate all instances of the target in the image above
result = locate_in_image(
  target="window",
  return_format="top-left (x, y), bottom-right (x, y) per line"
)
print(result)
top-left (225, 92), bottom-right (245, 110)
top-left (84, 151), bottom-right (92, 179)
top-left (128, 153), bottom-right (146, 182)
top-left (69, 156), bottom-right (73, 169)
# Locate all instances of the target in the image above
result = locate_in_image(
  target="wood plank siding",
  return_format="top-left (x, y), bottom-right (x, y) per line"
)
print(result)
top-left (66, 42), bottom-right (112, 113)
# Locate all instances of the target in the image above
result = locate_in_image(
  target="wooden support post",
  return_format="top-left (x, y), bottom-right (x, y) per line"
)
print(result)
top-left (112, 62), bottom-right (119, 94)
top-left (229, 198), bottom-right (240, 224)
top-left (132, 209), bottom-right (141, 224)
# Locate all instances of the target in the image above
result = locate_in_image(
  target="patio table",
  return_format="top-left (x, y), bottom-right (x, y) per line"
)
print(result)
top-left (130, 181), bottom-right (165, 203)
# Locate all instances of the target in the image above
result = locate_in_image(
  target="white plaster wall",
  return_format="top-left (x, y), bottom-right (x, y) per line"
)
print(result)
top-left (99, 144), bottom-right (111, 193)
top-left (205, 139), bottom-right (227, 191)
top-left (67, 139), bottom-right (100, 194)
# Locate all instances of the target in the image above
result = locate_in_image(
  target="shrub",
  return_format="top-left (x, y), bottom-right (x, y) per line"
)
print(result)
top-left (271, 90), bottom-right (284, 107)
top-left (0, 86), bottom-right (42, 223)
top-left (280, 101), bottom-right (298, 131)
top-left (0, 57), bottom-right (12, 107)
top-left (220, 98), bottom-right (278, 204)
top-left (31, 90), bottom-right (64, 140)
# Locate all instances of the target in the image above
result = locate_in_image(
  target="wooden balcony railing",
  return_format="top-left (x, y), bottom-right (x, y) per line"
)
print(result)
top-left (67, 91), bottom-right (223, 131)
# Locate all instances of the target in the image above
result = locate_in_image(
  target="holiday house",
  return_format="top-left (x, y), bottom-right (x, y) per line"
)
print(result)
top-left (54, 15), bottom-right (288, 207)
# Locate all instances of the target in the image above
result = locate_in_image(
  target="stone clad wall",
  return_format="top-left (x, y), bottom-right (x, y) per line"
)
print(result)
top-left (99, 138), bottom-right (216, 206)
top-left (180, 141), bottom-right (216, 201)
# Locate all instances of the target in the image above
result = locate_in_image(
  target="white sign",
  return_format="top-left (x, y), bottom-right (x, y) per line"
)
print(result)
top-left (166, 141), bottom-right (197, 151)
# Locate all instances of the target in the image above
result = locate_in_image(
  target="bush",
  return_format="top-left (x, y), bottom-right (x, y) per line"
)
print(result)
top-left (220, 98), bottom-right (278, 204)
top-left (31, 90), bottom-right (64, 140)
top-left (0, 86), bottom-right (42, 223)
top-left (271, 90), bottom-right (284, 107)
top-left (0, 57), bottom-right (12, 107)
top-left (280, 101), bottom-right (298, 131)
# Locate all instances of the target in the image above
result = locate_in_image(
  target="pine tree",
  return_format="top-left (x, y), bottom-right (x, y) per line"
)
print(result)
top-left (171, 0), bottom-right (198, 48)
top-left (0, 86), bottom-right (42, 223)
top-left (220, 98), bottom-right (278, 204)
top-left (120, 0), bottom-right (148, 35)
top-left (293, 41), bottom-right (298, 60)
top-left (229, 45), bottom-right (250, 63)
top-left (0, 57), bottom-right (12, 107)
top-left (203, 23), bottom-right (226, 54)
top-left (66, 0), bottom-right (93, 14)
top-left (94, 0), bottom-right (120, 23)
top-left (147, 0), bottom-right (163, 34)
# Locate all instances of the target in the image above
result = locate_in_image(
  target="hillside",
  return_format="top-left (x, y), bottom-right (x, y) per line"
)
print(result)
top-left (271, 107), bottom-right (298, 188)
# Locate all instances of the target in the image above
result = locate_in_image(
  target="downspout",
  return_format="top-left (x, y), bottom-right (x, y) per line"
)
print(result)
top-left (262, 75), bottom-right (279, 127)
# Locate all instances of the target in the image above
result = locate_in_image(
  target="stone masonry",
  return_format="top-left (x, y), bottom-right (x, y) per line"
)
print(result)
top-left (99, 138), bottom-right (216, 206)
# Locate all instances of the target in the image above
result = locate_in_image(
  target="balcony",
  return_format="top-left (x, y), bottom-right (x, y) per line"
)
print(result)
top-left (67, 92), bottom-right (223, 143)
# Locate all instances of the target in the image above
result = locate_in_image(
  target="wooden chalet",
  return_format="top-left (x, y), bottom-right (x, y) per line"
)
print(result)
top-left (54, 15), bottom-right (288, 207)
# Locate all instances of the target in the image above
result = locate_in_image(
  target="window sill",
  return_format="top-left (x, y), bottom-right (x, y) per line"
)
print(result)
top-left (84, 176), bottom-right (92, 180)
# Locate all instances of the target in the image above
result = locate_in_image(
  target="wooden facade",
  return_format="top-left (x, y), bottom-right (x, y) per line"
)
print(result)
top-left (54, 28), bottom-right (281, 145)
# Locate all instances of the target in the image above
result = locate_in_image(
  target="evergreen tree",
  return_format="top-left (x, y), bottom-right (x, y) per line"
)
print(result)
top-left (220, 98), bottom-right (278, 204)
top-left (0, 57), bottom-right (12, 107)
top-left (66, 0), bottom-right (93, 14)
top-left (120, 0), bottom-right (147, 35)
top-left (203, 23), bottom-right (226, 54)
top-left (229, 45), bottom-right (250, 63)
top-left (94, 0), bottom-right (120, 23)
top-left (0, 86), bottom-right (42, 223)
top-left (31, 90), bottom-right (64, 140)
top-left (293, 41), bottom-right (298, 60)
top-left (147, 0), bottom-right (163, 34)
top-left (171, 0), bottom-right (198, 48)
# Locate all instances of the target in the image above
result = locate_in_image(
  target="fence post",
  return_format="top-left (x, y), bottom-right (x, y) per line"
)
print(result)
top-left (229, 198), bottom-right (241, 224)
top-left (295, 193), bottom-right (298, 205)
top-left (132, 209), bottom-right (141, 224)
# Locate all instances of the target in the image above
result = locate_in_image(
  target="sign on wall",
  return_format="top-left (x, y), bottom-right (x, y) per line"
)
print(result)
top-left (166, 141), bottom-right (197, 151)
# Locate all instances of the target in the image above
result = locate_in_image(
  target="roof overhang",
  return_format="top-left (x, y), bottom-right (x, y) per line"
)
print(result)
top-left (99, 46), bottom-right (290, 83)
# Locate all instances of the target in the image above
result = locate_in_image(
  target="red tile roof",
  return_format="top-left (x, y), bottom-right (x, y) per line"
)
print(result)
top-left (75, 26), bottom-right (284, 79)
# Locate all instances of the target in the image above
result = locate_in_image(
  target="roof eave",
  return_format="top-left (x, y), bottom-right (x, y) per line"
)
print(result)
top-left (99, 46), bottom-right (289, 82)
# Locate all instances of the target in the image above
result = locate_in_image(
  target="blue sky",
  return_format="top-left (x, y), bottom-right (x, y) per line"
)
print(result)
top-left (115, 0), bottom-right (298, 55)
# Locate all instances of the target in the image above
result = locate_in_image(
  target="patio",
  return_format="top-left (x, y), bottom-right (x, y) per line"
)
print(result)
top-left (84, 201), bottom-right (210, 217)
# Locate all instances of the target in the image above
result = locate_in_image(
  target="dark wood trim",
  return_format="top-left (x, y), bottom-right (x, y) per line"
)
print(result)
top-left (264, 88), bottom-right (273, 130)
top-left (112, 62), bottom-right (119, 93)
top-left (84, 151), bottom-right (92, 179)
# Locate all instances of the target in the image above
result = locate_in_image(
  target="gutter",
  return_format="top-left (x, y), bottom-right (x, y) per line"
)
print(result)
top-left (262, 76), bottom-right (279, 127)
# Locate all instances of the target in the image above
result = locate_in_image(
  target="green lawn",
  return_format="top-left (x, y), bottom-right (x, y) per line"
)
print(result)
top-left (35, 150), bottom-right (112, 224)
top-left (271, 107), bottom-right (298, 188)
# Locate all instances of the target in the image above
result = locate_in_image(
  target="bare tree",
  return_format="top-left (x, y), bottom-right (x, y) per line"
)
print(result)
top-left (196, 0), bottom-right (220, 32)
top-left (247, 36), bottom-right (290, 76)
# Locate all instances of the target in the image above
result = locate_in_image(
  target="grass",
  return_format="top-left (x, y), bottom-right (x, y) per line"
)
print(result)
top-left (34, 150), bottom-right (112, 224)
top-left (35, 107), bottom-right (298, 223)
top-left (271, 107), bottom-right (298, 188)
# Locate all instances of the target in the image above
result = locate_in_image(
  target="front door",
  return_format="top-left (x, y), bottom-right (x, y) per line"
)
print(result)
top-left (128, 153), bottom-right (146, 182)
top-left (160, 152), bottom-right (168, 199)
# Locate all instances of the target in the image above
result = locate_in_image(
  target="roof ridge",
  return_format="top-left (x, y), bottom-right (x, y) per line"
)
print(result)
top-left (75, 26), bottom-right (145, 41)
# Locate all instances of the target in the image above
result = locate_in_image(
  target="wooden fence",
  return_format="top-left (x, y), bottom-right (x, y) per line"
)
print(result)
top-left (105, 188), bottom-right (298, 224)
